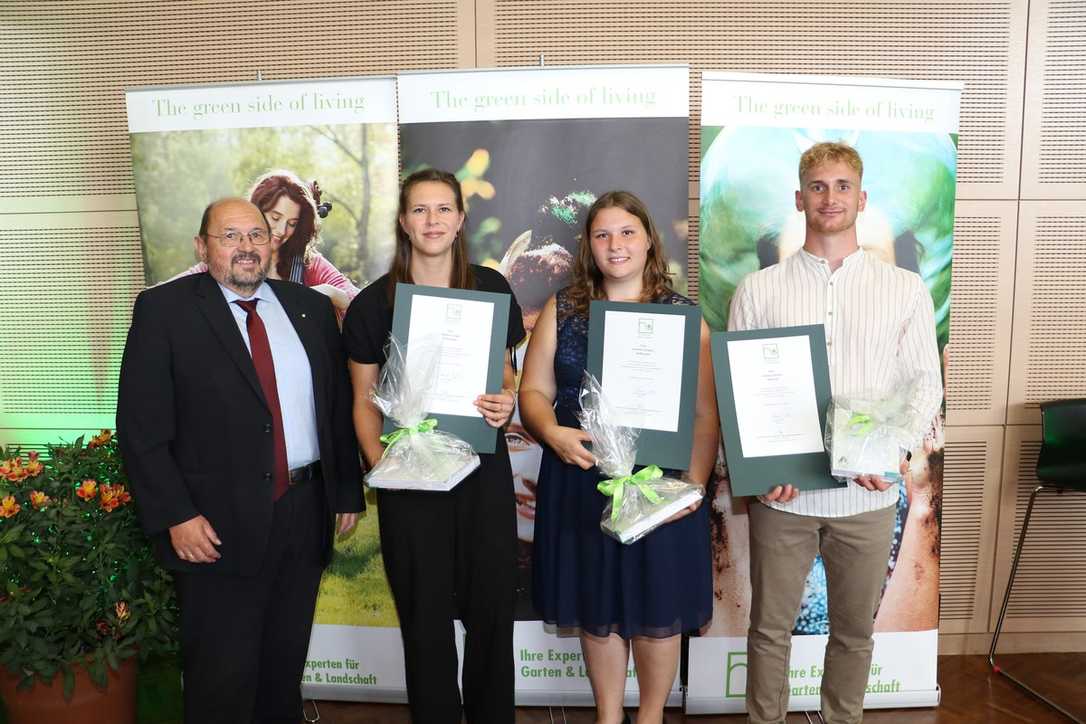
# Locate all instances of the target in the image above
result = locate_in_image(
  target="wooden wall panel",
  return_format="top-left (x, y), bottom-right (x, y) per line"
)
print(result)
top-left (939, 426), bottom-right (1004, 634)
top-left (1020, 0), bottom-right (1086, 198)
top-left (943, 201), bottom-right (1017, 426)
top-left (1007, 202), bottom-right (1086, 424)
top-left (0, 211), bottom-right (142, 433)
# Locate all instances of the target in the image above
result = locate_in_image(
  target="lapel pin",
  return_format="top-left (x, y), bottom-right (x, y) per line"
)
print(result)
top-left (301, 313), bottom-right (307, 318)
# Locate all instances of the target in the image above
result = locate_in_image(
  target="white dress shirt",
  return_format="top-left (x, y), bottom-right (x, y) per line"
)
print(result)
top-left (218, 281), bottom-right (321, 470)
top-left (727, 248), bottom-right (943, 518)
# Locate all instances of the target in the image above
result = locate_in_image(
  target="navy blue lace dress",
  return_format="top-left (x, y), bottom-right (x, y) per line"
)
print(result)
top-left (531, 288), bottom-right (713, 638)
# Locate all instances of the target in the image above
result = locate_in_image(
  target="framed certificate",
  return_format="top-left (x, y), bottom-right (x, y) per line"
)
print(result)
top-left (711, 325), bottom-right (844, 497)
top-left (389, 283), bottom-right (511, 453)
top-left (586, 301), bottom-right (701, 470)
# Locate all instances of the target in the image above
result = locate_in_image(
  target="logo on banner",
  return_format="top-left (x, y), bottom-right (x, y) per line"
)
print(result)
top-left (724, 650), bottom-right (747, 698)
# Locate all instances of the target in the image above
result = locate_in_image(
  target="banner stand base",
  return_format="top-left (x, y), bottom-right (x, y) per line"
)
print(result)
top-left (301, 685), bottom-right (408, 704)
top-left (685, 686), bottom-right (941, 715)
top-left (514, 690), bottom-right (683, 708)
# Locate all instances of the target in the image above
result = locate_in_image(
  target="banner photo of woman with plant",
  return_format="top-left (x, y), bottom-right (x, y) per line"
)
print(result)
top-left (125, 77), bottom-right (406, 702)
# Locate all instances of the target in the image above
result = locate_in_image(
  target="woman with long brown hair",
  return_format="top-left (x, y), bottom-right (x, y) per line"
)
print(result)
top-left (342, 168), bottom-right (523, 723)
top-left (519, 190), bottom-right (717, 724)
top-left (170, 170), bottom-right (359, 314)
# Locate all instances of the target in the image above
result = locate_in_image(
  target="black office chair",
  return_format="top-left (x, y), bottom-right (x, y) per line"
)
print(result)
top-left (989, 398), bottom-right (1086, 723)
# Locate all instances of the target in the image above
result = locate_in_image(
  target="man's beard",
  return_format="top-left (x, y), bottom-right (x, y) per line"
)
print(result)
top-left (225, 250), bottom-right (268, 293)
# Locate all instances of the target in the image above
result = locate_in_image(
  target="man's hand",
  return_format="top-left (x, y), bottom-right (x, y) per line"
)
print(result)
top-left (169, 515), bottom-right (222, 563)
top-left (759, 484), bottom-right (799, 503)
top-left (337, 512), bottom-right (359, 536)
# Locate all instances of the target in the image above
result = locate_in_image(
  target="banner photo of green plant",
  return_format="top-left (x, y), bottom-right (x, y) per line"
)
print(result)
top-left (126, 77), bottom-right (407, 701)
top-left (687, 72), bottom-right (961, 715)
top-left (398, 66), bottom-right (691, 705)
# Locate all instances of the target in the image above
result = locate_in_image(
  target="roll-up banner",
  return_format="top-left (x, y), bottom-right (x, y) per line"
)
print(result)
top-left (398, 65), bottom-right (691, 707)
top-left (690, 71), bottom-right (960, 715)
top-left (125, 77), bottom-right (412, 702)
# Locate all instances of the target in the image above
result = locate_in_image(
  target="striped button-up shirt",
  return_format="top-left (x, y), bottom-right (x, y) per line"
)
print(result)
top-left (727, 248), bottom-right (942, 518)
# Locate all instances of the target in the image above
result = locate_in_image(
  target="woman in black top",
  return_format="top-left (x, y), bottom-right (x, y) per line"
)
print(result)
top-left (342, 168), bottom-right (524, 723)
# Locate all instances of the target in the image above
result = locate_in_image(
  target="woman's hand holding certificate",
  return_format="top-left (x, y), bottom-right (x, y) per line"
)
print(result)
top-left (475, 388), bottom-right (516, 428)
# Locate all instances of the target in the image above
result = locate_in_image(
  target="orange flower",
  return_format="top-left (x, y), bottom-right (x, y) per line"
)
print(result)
top-left (114, 601), bottom-right (130, 622)
top-left (87, 429), bottom-right (113, 449)
top-left (27, 451), bottom-right (38, 462)
top-left (99, 484), bottom-right (131, 512)
top-left (0, 459), bottom-right (12, 477)
top-left (115, 486), bottom-right (132, 506)
top-left (28, 490), bottom-right (51, 509)
top-left (0, 496), bottom-right (19, 518)
top-left (24, 458), bottom-right (43, 477)
top-left (76, 479), bottom-right (98, 500)
top-left (4, 458), bottom-right (28, 484)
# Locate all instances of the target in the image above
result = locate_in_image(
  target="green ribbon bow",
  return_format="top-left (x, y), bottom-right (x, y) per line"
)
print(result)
top-left (380, 418), bottom-right (438, 446)
top-left (846, 413), bottom-right (874, 436)
top-left (597, 465), bottom-right (664, 523)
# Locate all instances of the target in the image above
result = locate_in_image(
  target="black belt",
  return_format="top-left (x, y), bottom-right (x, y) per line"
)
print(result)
top-left (288, 460), bottom-right (321, 486)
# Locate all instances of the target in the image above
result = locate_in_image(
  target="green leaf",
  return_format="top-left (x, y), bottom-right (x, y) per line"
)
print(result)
top-left (88, 658), bottom-right (108, 688)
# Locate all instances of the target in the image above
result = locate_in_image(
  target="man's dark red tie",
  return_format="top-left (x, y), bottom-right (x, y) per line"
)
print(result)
top-left (234, 299), bottom-right (289, 501)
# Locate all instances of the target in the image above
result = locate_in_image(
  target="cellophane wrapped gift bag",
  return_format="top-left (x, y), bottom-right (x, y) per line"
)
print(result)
top-left (578, 372), bottom-right (703, 544)
top-left (365, 335), bottom-right (479, 491)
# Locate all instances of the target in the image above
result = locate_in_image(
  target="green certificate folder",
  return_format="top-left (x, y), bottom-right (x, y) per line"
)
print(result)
top-left (388, 283), bottom-right (511, 454)
top-left (586, 300), bottom-right (701, 471)
top-left (711, 325), bottom-right (843, 497)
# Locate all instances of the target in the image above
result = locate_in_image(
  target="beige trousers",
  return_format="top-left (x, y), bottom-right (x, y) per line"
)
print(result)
top-left (745, 501), bottom-right (895, 724)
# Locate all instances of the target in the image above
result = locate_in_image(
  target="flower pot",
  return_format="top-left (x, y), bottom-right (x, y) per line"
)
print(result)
top-left (0, 656), bottom-right (137, 724)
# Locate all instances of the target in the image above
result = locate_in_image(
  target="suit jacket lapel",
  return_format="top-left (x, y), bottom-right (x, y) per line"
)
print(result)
top-left (194, 273), bottom-right (268, 408)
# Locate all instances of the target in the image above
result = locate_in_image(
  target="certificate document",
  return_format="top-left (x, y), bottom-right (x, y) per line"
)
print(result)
top-left (600, 310), bottom-right (686, 432)
top-left (406, 294), bottom-right (494, 418)
top-left (587, 301), bottom-right (701, 470)
top-left (390, 283), bottom-right (511, 453)
top-left (711, 325), bottom-right (842, 496)
top-left (726, 335), bottom-right (824, 457)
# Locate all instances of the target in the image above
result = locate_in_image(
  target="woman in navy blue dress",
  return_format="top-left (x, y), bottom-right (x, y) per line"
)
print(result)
top-left (519, 191), bottom-right (717, 723)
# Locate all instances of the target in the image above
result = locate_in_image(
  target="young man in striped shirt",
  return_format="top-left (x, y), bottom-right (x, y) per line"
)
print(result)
top-left (728, 141), bottom-right (943, 724)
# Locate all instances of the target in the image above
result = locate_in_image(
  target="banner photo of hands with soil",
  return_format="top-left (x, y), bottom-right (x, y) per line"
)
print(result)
top-left (688, 71), bottom-right (960, 715)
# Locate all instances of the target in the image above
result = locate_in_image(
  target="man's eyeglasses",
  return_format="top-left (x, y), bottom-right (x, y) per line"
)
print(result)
top-left (204, 229), bottom-right (270, 246)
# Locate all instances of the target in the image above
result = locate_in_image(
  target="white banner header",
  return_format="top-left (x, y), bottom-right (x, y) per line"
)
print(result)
top-left (398, 66), bottom-right (689, 123)
top-left (701, 71), bottom-right (961, 133)
top-left (126, 77), bottom-right (397, 133)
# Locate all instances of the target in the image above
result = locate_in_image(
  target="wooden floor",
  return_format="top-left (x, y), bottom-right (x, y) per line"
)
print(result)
top-left (307, 655), bottom-right (1085, 723)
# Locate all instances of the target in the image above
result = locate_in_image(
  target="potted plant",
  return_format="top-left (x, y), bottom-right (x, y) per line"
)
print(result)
top-left (0, 430), bottom-right (179, 724)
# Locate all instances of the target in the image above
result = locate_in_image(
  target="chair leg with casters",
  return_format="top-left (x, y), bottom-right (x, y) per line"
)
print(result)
top-left (988, 484), bottom-right (1084, 724)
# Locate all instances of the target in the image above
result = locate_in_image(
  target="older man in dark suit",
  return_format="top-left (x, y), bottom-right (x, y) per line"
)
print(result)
top-left (117, 197), bottom-right (363, 724)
